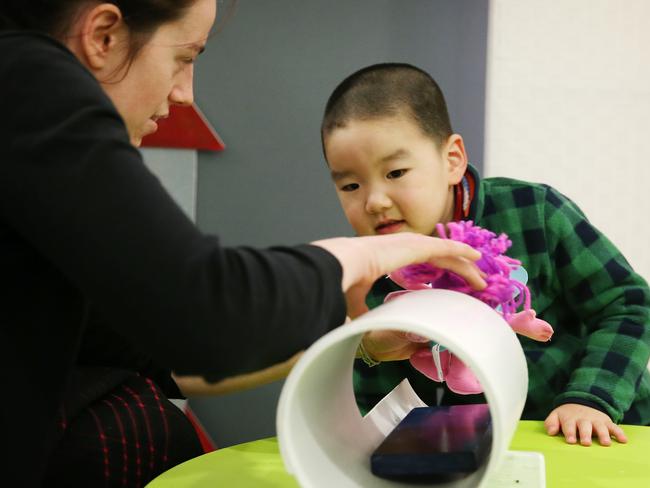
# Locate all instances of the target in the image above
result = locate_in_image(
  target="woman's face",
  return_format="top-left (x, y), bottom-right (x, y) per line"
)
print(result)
top-left (101, 0), bottom-right (217, 146)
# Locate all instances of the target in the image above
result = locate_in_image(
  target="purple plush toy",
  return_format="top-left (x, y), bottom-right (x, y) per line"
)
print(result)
top-left (386, 221), bottom-right (553, 395)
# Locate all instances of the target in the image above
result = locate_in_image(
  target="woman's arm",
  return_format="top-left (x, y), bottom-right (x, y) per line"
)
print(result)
top-left (173, 351), bottom-right (303, 396)
top-left (1, 34), bottom-right (485, 384)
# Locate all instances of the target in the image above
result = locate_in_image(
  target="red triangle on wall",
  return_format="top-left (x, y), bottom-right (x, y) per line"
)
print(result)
top-left (141, 104), bottom-right (225, 151)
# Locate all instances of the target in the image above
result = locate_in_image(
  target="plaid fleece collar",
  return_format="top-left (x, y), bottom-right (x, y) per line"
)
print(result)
top-left (453, 163), bottom-right (482, 222)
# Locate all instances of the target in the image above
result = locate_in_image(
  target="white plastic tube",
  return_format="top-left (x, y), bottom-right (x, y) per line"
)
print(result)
top-left (277, 289), bottom-right (528, 487)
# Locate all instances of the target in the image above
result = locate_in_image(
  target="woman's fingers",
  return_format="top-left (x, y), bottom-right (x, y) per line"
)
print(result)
top-left (430, 255), bottom-right (486, 290)
top-left (405, 237), bottom-right (485, 290)
top-left (345, 283), bottom-right (371, 319)
top-left (403, 332), bottom-right (430, 343)
top-left (375, 234), bottom-right (486, 290)
top-left (362, 330), bottom-right (431, 361)
top-left (311, 233), bottom-right (486, 301)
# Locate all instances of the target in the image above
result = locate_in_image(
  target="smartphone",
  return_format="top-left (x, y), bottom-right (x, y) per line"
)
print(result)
top-left (370, 403), bottom-right (492, 482)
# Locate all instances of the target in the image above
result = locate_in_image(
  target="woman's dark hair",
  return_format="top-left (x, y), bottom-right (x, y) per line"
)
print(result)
top-left (321, 63), bottom-right (453, 151)
top-left (0, 0), bottom-right (237, 63)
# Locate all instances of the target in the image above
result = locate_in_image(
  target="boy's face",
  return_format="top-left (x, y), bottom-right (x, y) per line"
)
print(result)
top-left (324, 116), bottom-right (467, 237)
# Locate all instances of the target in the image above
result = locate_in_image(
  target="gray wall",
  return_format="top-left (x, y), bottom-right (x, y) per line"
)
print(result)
top-left (190, 0), bottom-right (488, 447)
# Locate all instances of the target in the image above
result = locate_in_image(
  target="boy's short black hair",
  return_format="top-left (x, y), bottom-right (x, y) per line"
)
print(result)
top-left (321, 63), bottom-right (453, 151)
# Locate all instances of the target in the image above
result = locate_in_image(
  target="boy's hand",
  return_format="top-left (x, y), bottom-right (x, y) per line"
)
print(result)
top-left (544, 403), bottom-right (627, 446)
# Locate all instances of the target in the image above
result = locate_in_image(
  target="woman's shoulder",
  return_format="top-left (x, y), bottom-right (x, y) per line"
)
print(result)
top-left (0, 31), bottom-right (97, 90)
top-left (1, 31), bottom-right (74, 62)
top-left (0, 30), bottom-right (130, 165)
top-left (0, 31), bottom-right (118, 132)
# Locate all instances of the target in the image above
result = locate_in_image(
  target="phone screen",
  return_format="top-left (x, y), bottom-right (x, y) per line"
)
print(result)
top-left (370, 403), bottom-right (492, 482)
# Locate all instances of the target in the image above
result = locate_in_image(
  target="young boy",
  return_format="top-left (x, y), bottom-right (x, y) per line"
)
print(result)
top-left (321, 63), bottom-right (650, 446)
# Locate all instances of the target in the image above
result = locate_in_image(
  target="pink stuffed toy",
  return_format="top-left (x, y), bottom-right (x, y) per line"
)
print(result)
top-left (386, 221), bottom-right (553, 395)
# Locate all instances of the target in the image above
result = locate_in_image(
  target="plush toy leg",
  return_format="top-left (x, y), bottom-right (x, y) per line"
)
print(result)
top-left (445, 353), bottom-right (483, 395)
top-left (410, 349), bottom-right (482, 394)
top-left (507, 309), bottom-right (554, 342)
top-left (409, 346), bottom-right (450, 382)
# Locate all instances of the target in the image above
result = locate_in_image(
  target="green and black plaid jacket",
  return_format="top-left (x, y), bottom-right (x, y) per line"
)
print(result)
top-left (355, 165), bottom-right (650, 424)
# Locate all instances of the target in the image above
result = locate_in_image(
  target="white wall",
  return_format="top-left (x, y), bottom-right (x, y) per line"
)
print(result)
top-left (485, 0), bottom-right (650, 281)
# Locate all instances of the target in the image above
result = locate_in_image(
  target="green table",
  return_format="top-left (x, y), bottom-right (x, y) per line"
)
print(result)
top-left (147, 421), bottom-right (650, 487)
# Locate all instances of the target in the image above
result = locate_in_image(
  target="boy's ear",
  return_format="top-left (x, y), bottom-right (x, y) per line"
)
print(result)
top-left (77, 4), bottom-right (127, 72)
top-left (443, 134), bottom-right (468, 185)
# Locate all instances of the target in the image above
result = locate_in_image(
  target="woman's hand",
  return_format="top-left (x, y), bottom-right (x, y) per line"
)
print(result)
top-left (312, 233), bottom-right (486, 318)
top-left (360, 329), bottom-right (431, 362)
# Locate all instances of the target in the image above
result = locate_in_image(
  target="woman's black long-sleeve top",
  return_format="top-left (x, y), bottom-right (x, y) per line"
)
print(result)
top-left (0, 32), bottom-right (345, 486)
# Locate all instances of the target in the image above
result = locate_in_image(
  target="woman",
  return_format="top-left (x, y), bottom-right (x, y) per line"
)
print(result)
top-left (0, 1), bottom-right (484, 486)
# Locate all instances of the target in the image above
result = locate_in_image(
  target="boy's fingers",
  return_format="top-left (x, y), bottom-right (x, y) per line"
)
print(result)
top-left (610, 424), bottom-right (628, 444)
top-left (577, 420), bottom-right (592, 446)
top-left (593, 421), bottom-right (612, 446)
top-left (562, 418), bottom-right (577, 444)
top-left (544, 412), bottom-right (560, 435)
